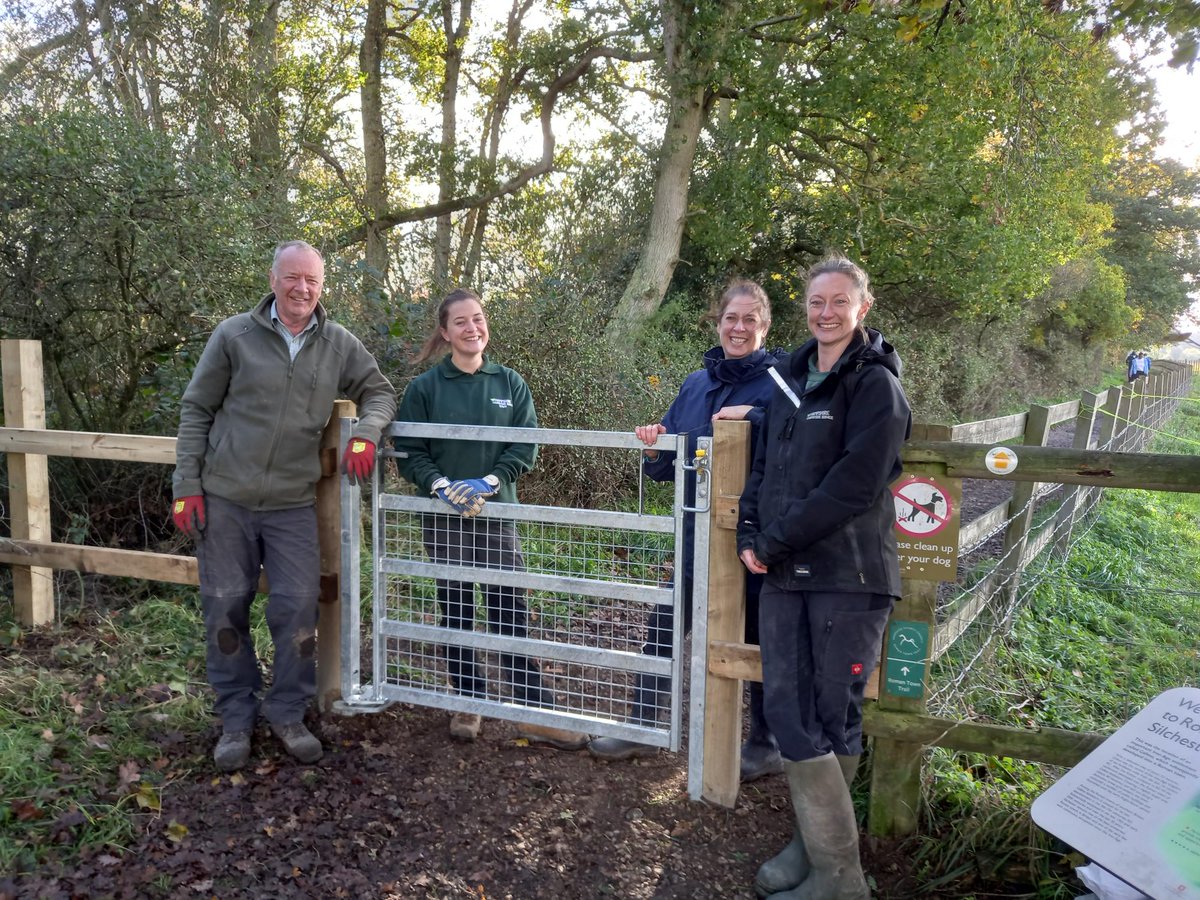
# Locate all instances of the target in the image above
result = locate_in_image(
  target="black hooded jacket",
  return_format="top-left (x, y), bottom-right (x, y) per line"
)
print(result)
top-left (737, 327), bottom-right (912, 596)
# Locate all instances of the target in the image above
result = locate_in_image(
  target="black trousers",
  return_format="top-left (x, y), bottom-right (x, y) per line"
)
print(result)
top-left (759, 586), bottom-right (893, 761)
top-left (421, 514), bottom-right (546, 704)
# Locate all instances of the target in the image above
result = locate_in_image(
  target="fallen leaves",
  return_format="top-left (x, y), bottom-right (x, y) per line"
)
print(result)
top-left (10, 799), bottom-right (45, 822)
top-left (134, 784), bottom-right (161, 811)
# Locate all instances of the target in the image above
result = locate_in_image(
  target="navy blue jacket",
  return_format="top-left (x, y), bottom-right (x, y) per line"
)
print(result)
top-left (645, 346), bottom-right (782, 581)
top-left (737, 328), bottom-right (911, 596)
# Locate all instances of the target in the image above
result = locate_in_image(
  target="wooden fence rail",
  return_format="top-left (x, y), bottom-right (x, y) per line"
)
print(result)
top-left (2, 339), bottom-right (1197, 830)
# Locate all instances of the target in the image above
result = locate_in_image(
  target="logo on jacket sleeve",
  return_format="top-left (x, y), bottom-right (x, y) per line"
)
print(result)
top-left (806, 409), bottom-right (834, 421)
top-left (850, 662), bottom-right (864, 676)
top-left (490, 398), bottom-right (513, 408)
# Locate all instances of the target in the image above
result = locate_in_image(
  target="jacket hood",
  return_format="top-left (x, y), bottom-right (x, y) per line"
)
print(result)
top-left (788, 327), bottom-right (902, 381)
top-left (702, 345), bottom-right (783, 385)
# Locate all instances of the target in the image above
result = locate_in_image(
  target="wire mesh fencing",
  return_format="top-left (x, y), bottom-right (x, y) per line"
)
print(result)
top-left (926, 370), bottom-right (1199, 731)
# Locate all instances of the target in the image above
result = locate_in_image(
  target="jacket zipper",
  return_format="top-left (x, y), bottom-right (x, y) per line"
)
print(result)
top-left (258, 328), bottom-right (304, 507)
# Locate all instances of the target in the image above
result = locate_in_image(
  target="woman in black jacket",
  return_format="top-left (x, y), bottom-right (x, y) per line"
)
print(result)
top-left (737, 255), bottom-right (911, 900)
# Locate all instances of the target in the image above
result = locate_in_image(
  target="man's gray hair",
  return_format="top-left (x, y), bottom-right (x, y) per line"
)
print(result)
top-left (272, 240), bottom-right (323, 273)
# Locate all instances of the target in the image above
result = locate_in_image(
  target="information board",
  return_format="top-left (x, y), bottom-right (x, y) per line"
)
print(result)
top-left (1031, 687), bottom-right (1200, 899)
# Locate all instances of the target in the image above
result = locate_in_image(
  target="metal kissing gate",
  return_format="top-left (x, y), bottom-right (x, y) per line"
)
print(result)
top-left (336, 421), bottom-right (712, 776)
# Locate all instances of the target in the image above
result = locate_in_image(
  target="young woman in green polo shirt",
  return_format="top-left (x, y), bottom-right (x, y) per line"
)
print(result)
top-left (395, 288), bottom-right (585, 751)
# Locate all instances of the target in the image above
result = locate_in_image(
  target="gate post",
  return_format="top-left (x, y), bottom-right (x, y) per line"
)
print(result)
top-left (1, 340), bottom-right (53, 625)
top-left (316, 399), bottom-right (355, 712)
top-left (868, 579), bottom-right (937, 837)
top-left (867, 424), bottom-right (950, 837)
top-left (701, 419), bottom-right (752, 807)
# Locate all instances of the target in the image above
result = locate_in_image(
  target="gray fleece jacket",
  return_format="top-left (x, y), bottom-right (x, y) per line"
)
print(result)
top-left (173, 293), bottom-right (396, 510)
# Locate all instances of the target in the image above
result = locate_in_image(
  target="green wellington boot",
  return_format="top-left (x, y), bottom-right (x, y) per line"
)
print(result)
top-left (764, 753), bottom-right (869, 900)
top-left (755, 754), bottom-right (860, 897)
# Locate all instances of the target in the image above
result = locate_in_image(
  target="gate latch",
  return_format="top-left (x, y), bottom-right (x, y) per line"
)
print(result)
top-left (681, 438), bottom-right (711, 513)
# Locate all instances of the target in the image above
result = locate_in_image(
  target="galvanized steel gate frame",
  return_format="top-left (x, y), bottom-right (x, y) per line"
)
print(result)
top-left (336, 421), bottom-right (713, 793)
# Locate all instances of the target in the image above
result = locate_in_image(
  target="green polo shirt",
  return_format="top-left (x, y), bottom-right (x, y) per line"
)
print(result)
top-left (394, 354), bottom-right (537, 503)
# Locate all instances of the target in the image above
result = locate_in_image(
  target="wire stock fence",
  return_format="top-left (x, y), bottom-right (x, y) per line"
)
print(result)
top-left (924, 366), bottom-right (1200, 730)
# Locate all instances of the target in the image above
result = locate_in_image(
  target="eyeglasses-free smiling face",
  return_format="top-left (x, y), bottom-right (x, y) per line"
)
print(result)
top-left (717, 294), bottom-right (769, 359)
top-left (441, 297), bottom-right (489, 363)
top-left (269, 245), bottom-right (324, 335)
top-left (806, 272), bottom-right (871, 358)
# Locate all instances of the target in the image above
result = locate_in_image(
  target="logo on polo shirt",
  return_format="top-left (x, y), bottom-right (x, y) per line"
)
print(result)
top-left (491, 398), bottom-right (513, 408)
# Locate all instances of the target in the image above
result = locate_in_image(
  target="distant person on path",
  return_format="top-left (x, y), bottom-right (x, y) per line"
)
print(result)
top-left (587, 279), bottom-right (785, 781)
top-left (738, 254), bottom-right (911, 900)
top-left (1130, 350), bottom-right (1152, 382)
top-left (394, 288), bottom-right (587, 751)
top-left (172, 240), bottom-right (397, 773)
top-left (1126, 349), bottom-right (1138, 383)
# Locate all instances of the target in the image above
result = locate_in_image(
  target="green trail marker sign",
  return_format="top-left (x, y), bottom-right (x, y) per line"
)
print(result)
top-left (884, 620), bottom-right (929, 699)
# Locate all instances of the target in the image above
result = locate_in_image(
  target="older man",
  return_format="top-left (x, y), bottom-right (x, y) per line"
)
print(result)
top-left (172, 240), bottom-right (396, 772)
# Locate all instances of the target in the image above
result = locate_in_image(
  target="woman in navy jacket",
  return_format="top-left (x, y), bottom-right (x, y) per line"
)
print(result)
top-left (738, 255), bottom-right (910, 900)
top-left (589, 279), bottom-right (784, 781)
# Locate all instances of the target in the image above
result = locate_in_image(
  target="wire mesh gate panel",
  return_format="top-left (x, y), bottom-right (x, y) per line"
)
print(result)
top-left (338, 421), bottom-right (699, 751)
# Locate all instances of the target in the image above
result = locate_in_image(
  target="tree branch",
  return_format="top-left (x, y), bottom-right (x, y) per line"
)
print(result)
top-left (335, 44), bottom-right (655, 248)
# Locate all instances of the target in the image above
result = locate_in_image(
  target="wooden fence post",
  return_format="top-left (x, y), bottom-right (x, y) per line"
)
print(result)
top-left (1, 340), bottom-right (54, 625)
top-left (995, 404), bottom-right (1052, 615)
top-left (1052, 390), bottom-right (1101, 556)
top-left (867, 423), bottom-right (950, 837)
top-left (701, 419), bottom-right (751, 807)
top-left (1097, 387), bottom-right (1121, 453)
top-left (315, 399), bottom-right (355, 712)
top-left (1115, 386), bottom-right (1136, 451)
top-left (1130, 379), bottom-right (1148, 450)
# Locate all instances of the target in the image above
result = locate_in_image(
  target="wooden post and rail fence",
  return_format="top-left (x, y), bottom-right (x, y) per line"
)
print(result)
top-left (3, 338), bottom-right (1199, 833)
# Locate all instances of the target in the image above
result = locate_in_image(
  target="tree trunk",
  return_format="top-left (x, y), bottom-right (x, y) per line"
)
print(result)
top-left (360, 0), bottom-right (388, 289)
top-left (454, 0), bottom-right (529, 285)
top-left (433, 0), bottom-right (472, 291)
top-left (604, 0), bottom-right (737, 343)
top-left (246, 0), bottom-right (285, 219)
top-left (604, 83), bottom-right (707, 343)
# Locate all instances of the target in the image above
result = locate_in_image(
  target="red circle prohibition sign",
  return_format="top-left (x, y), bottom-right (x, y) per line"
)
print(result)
top-left (892, 476), bottom-right (953, 538)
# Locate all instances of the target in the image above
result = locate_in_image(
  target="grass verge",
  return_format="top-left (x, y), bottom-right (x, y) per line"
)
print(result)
top-left (0, 593), bottom-right (274, 876)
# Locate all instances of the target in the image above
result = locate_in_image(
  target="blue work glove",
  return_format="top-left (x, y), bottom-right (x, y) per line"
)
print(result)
top-left (431, 475), bottom-right (499, 517)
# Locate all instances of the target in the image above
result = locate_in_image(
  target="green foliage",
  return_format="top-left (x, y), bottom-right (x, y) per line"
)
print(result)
top-left (1100, 152), bottom-right (1200, 343)
top-left (1035, 256), bottom-right (1133, 347)
top-left (480, 276), bottom-right (698, 508)
top-left (0, 595), bottom-right (274, 874)
top-left (0, 106), bottom-right (269, 433)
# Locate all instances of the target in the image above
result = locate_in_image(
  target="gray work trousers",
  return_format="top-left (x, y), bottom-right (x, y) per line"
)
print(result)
top-left (196, 494), bottom-right (320, 732)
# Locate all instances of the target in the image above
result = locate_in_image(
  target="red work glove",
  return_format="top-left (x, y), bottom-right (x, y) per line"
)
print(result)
top-left (172, 495), bottom-right (206, 539)
top-left (340, 438), bottom-right (376, 486)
